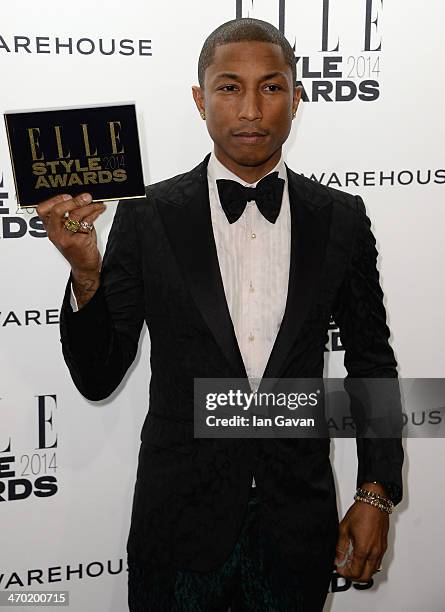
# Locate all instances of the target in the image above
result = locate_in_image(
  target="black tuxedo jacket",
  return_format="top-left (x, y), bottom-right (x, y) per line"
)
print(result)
top-left (60, 153), bottom-right (403, 573)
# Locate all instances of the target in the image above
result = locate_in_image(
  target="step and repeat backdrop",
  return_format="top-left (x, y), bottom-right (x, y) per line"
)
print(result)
top-left (1, 1), bottom-right (444, 610)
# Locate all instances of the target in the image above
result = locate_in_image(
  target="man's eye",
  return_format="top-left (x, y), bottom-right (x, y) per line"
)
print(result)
top-left (220, 85), bottom-right (238, 91)
top-left (264, 84), bottom-right (281, 92)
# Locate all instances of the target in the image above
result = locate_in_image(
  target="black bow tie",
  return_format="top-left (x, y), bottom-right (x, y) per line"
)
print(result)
top-left (216, 171), bottom-right (285, 224)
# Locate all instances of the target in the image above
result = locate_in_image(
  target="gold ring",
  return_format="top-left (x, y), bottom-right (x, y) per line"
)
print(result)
top-left (64, 218), bottom-right (94, 234)
top-left (64, 218), bottom-right (81, 233)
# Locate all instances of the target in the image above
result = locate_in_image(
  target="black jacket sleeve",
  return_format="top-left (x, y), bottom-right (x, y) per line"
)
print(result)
top-left (333, 195), bottom-right (404, 505)
top-left (59, 200), bottom-right (145, 401)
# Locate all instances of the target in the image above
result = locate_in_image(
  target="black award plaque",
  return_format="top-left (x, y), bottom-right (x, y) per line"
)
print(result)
top-left (4, 103), bottom-right (145, 208)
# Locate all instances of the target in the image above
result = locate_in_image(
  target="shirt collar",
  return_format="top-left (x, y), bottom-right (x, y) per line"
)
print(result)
top-left (207, 149), bottom-right (287, 187)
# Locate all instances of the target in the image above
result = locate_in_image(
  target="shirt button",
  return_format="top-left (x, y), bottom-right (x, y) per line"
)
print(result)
top-left (248, 333), bottom-right (255, 342)
top-left (251, 232), bottom-right (256, 239)
top-left (249, 281), bottom-right (255, 293)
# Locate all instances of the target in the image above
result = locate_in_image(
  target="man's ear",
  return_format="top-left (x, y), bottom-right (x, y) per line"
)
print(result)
top-left (191, 85), bottom-right (205, 115)
top-left (292, 85), bottom-right (303, 115)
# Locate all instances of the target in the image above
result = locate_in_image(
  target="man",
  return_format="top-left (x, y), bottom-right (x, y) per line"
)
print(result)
top-left (37, 18), bottom-right (403, 612)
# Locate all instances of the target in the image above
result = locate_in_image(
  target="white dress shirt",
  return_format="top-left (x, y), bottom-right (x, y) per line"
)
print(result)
top-left (207, 151), bottom-right (291, 388)
top-left (71, 151), bottom-right (292, 486)
top-left (207, 152), bottom-right (291, 486)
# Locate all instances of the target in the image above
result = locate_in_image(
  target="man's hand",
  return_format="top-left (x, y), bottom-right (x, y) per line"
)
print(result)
top-left (334, 482), bottom-right (390, 582)
top-left (36, 193), bottom-right (106, 308)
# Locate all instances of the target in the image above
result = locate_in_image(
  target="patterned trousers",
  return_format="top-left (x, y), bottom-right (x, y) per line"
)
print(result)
top-left (128, 487), bottom-right (333, 611)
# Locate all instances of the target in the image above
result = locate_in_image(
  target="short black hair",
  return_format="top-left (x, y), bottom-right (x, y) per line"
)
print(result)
top-left (198, 18), bottom-right (296, 89)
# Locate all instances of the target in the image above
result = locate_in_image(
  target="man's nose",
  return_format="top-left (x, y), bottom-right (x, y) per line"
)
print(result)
top-left (238, 90), bottom-right (262, 121)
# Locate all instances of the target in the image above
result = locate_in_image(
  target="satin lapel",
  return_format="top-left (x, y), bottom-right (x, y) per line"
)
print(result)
top-left (156, 154), bottom-right (248, 378)
top-left (259, 166), bottom-right (333, 388)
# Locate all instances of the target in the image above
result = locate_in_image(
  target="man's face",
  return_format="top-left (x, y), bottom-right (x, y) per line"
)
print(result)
top-left (192, 40), bottom-right (301, 173)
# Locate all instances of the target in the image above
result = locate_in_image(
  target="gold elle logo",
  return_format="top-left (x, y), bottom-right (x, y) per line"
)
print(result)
top-left (28, 121), bottom-right (127, 189)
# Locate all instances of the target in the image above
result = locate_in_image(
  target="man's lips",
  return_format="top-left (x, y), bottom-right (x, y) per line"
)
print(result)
top-left (232, 131), bottom-right (268, 144)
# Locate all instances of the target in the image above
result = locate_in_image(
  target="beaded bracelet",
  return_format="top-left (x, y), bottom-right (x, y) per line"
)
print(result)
top-left (354, 487), bottom-right (394, 514)
top-left (356, 487), bottom-right (395, 507)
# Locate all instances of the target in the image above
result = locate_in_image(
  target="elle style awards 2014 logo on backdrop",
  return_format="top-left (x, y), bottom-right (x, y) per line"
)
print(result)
top-left (0, 395), bottom-right (58, 503)
top-left (236, 0), bottom-right (383, 102)
top-left (0, 174), bottom-right (46, 239)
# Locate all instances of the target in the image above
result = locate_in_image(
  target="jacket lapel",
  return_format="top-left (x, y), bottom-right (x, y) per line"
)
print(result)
top-left (259, 166), bottom-right (332, 385)
top-left (156, 153), bottom-right (248, 378)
